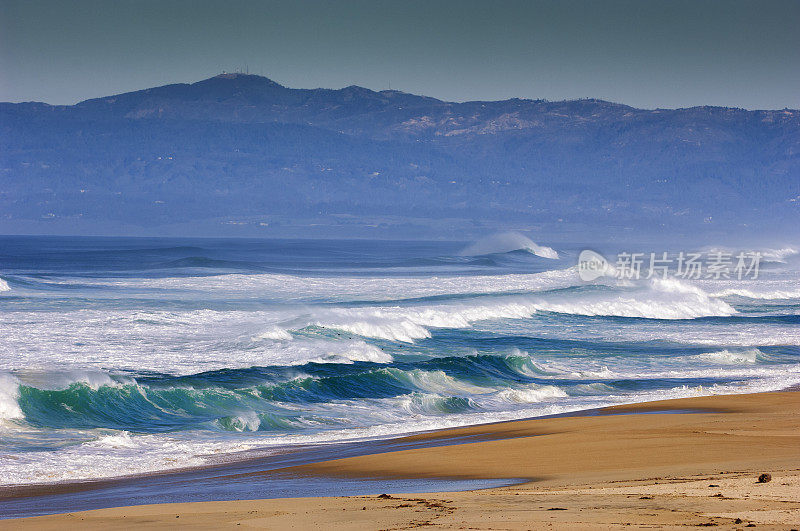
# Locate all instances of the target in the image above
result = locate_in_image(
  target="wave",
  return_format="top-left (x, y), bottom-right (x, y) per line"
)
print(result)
top-left (0, 277), bottom-right (10, 292)
top-left (6, 349), bottom-right (629, 431)
top-left (11, 345), bottom-right (791, 434)
top-left (0, 373), bottom-right (24, 421)
top-left (710, 288), bottom-right (800, 300)
top-left (395, 393), bottom-right (477, 415)
top-left (3, 348), bottom-right (799, 486)
top-left (760, 247), bottom-right (799, 263)
top-left (6, 364), bottom-right (565, 432)
top-left (307, 301), bottom-right (540, 342)
top-left (6, 357), bottom-right (796, 448)
top-left (695, 348), bottom-right (766, 364)
top-left (493, 384), bottom-right (569, 404)
top-left (459, 232), bottom-right (559, 259)
top-left (0, 307), bottom-right (395, 372)
top-left (526, 278), bottom-right (735, 320)
top-left (0, 278), bottom-right (742, 381)
top-left (703, 245), bottom-right (799, 264)
top-left (301, 279), bottom-right (735, 342)
top-left (89, 430), bottom-right (138, 448)
top-left (253, 327), bottom-right (294, 341)
top-left (4, 236), bottom-right (798, 487)
top-left (34, 267), bottom-right (582, 302)
top-left (247, 338), bottom-right (394, 366)
top-left (9, 367), bottom-right (797, 487)
top-left (0, 425), bottom-right (281, 485)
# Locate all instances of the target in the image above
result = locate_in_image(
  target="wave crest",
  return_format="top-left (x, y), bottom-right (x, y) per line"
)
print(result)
top-left (697, 349), bottom-right (765, 364)
top-left (460, 232), bottom-right (559, 259)
top-left (303, 280), bottom-right (735, 341)
top-left (0, 374), bottom-right (23, 421)
top-left (710, 288), bottom-right (800, 300)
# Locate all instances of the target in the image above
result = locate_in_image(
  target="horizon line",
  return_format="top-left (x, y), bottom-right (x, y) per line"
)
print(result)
top-left (3, 72), bottom-right (798, 113)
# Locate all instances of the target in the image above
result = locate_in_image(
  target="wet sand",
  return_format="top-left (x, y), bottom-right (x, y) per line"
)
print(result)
top-left (5, 391), bottom-right (800, 529)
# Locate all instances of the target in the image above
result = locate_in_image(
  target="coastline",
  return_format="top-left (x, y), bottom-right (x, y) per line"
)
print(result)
top-left (4, 390), bottom-right (800, 528)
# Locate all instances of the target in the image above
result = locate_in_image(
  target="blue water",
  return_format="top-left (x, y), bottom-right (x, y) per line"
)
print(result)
top-left (0, 234), bottom-right (799, 485)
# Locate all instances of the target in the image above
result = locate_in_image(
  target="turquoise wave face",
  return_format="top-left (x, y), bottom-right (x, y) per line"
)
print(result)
top-left (13, 345), bottom-right (799, 435)
top-left (1, 235), bottom-right (799, 484)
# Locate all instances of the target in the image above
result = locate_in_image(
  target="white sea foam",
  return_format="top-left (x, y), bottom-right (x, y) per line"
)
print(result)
top-left (492, 318), bottom-right (800, 347)
top-left (760, 247), bottom-right (799, 262)
top-left (710, 288), bottom-right (800, 300)
top-left (0, 309), bottom-right (394, 374)
top-left (696, 348), bottom-right (764, 364)
top-left (253, 327), bottom-right (294, 341)
top-left (300, 278), bottom-right (735, 342)
top-left (300, 341), bottom-right (394, 365)
top-left (0, 373), bottom-right (23, 422)
top-left (89, 431), bottom-right (138, 449)
top-left (0, 277), bottom-right (736, 376)
top-left (525, 284), bottom-right (735, 320)
top-left (573, 366), bottom-right (616, 379)
top-left (0, 429), bottom-right (279, 485)
top-left (494, 384), bottom-right (568, 404)
top-left (308, 300), bottom-right (540, 342)
top-left (396, 369), bottom-right (491, 395)
top-left (47, 371), bottom-right (128, 390)
top-left (223, 411), bottom-right (262, 432)
top-left (703, 245), bottom-right (799, 264)
top-left (44, 267), bottom-right (581, 302)
top-left (0, 278), bottom-right (10, 292)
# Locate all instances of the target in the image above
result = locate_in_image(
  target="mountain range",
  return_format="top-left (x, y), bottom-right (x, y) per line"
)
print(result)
top-left (1, 73), bottom-right (798, 240)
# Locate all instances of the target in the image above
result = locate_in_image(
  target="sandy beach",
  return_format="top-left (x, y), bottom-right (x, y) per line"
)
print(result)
top-left (4, 390), bottom-right (800, 529)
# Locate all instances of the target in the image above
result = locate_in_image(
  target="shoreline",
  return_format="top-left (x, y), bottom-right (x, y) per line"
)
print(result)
top-left (0, 393), bottom-right (727, 500)
top-left (0, 388), bottom-right (741, 503)
top-left (3, 389), bottom-right (800, 527)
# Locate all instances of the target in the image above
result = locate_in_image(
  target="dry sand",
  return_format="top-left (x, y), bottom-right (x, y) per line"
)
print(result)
top-left (5, 391), bottom-right (800, 529)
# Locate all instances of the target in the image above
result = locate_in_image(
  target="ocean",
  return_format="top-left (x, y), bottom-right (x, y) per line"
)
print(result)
top-left (1, 234), bottom-right (799, 487)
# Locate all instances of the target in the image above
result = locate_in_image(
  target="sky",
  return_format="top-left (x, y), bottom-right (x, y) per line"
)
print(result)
top-left (1, 0), bottom-right (799, 109)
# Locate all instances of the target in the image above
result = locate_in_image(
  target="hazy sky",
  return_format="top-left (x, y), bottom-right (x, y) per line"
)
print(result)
top-left (1, 0), bottom-right (798, 109)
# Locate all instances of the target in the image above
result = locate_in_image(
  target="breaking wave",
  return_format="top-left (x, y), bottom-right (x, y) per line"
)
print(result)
top-left (3, 235), bottom-right (799, 487)
top-left (0, 373), bottom-right (24, 421)
top-left (3, 346), bottom-right (795, 438)
top-left (710, 288), bottom-right (800, 300)
top-left (4, 362), bottom-right (572, 434)
top-left (696, 348), bottom-right (766, 364)
top-left (36, 267), bottom-right (581, 302)
top-left (301, 279), bottom-right (736, 342)
top-left (460, 232), bottom-right (559, 259)
top-left (760, 247), bottom-right (799, 263)
top-left (2, 343), bottom-right (799, 485)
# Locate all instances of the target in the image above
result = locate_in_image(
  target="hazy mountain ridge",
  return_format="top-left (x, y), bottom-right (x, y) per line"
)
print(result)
top-left (1, 74), bottom-right (798, 238)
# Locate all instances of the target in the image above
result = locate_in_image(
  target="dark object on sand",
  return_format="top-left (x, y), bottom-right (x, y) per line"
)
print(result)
top-left (377, 494), bottom-right (393, 499)
top-left (757, 473), bottom-right (772, 483)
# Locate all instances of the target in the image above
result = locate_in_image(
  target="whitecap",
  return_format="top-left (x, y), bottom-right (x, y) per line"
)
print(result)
top-left (495, 384), bottom-right (568, 404)
top-left (696, 348), bottom-right (764, 364)
top-left (459, 232), bottom-right (559, 259)
top-left (0, 373), bottom-right (23, 422)
top-left (253, 327), bottom-right (293, 341)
